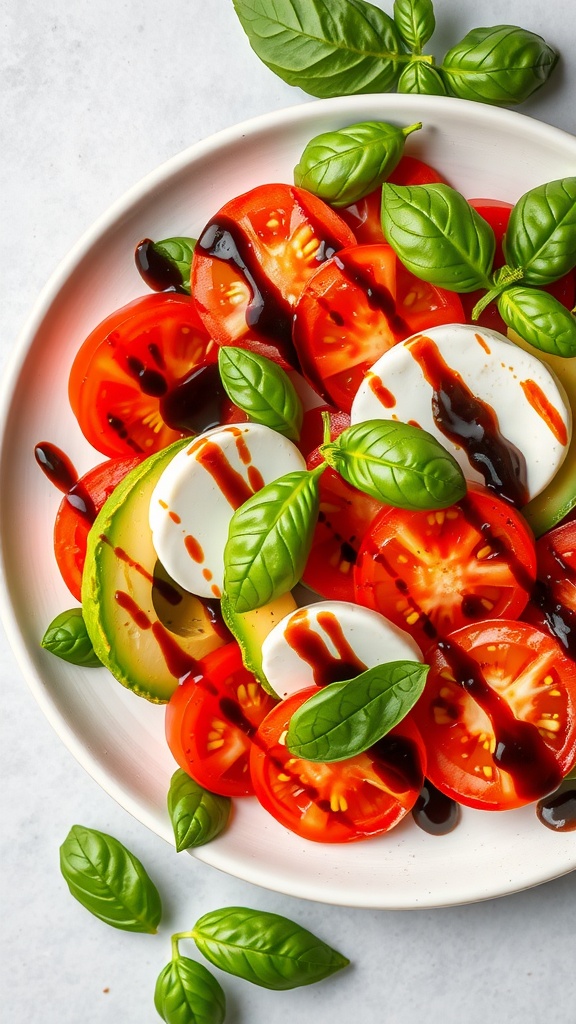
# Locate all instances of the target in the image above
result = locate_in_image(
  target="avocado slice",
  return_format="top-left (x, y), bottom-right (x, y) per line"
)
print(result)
top-left (508, 330), bottom-right (576, 537)
top-left (82, 438), bottom-right (227, 703)
top-left (221, 590), bottom-right (297, 696)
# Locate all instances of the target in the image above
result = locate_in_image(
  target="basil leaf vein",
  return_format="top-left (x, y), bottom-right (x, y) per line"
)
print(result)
top-left (393, 0), bottom-right (435, 54)
top-left (217, 347), bottom-right (303, 440)
top-left (168, 770), bottom-right (231, 852)
top-left (154, 956), bottom-right (226, 1024)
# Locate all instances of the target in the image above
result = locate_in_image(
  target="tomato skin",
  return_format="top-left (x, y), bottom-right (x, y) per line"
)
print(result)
top-left (250, 687), bottom-right (426, 842)
top-left (355, 485), bottom-right (537, 649)
top-left (292, 243), bottom-right (465, 412)
top-left (69, 293), bottom-right (217, 458)
top-left (191, 183), bottom-right (356, 369)
top-left (411, 620), bottom-right (576, 810)
top-left (54, 455), bottom-right (142, 600)
top-left (340, 155), bottom-right (448, 244)
top-left (165, 643), bottom-right (278, 797)
top-left (522, 520), bottom-right (576, 657)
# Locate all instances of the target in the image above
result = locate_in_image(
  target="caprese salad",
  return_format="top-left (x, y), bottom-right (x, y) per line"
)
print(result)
top-left (37, 124), bottom-right (576, 845)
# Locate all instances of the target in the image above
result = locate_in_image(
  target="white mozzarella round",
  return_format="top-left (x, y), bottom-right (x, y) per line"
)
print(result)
top-left (350, 323), bottom-right (571, 501)
top-left (149, 422), bottom-right (306, 599)
top-left (261, 600), bottom-right (422, 700)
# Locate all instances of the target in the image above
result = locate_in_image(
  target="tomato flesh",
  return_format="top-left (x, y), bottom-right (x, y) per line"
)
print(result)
top-left (250, 687), bottom-right (426, 842)
top-left (411, 620), bottom-right (576, 810)
top-left (523, 520), bottom-right (576, 658)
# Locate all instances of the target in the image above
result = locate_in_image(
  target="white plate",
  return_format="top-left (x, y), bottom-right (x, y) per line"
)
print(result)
top-left (1, 94), bottom-right (575, 909)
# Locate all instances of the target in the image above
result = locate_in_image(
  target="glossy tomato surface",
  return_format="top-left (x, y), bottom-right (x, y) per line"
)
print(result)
top-left (411, 620), bottom-right (576, 810)
top-left (523, 520), bottom-right (576, 659)
top-left (165, 642), bottom-right (278, 797)
top-left (69, 293), bottom-right (216, 458)
top-left (250, 687), bottom-right (426, 843)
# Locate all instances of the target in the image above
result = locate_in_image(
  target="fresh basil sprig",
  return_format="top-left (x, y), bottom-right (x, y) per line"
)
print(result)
top-left (59, 825), bottom-right (162, 933)
top-left (393, 0), bottom-right (435, 54)
top-left (294, 120), bottom-right (422, 207)
top-left (217, 347), bottom-right (303, 440)
top-left (154, 956), bottom-right (226, 1024)
top-left (321, 420), bottom-right (467, 510)
top-left (190, 907), bottom-right (349, 989)
top-left (167, 770), bottom-right (231, 852)
top-left (286, 660), bottom-right (429, 761)
top-left (42, 608), bottom-right (101, 667)
top-left (441, 25), bottom-right (558, 106)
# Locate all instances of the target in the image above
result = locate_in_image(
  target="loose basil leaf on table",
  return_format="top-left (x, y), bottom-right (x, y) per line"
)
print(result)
top-left (59, 825), bottom-right (162, 933)
top-left (41, 608), bottom-right (101, 667)
top-left (497, 287), bottom-right (576, 359)
top-left (440, 26), bottom-right (558, 105)
top-left (380, 182), bottom-right (496, 291)
top-left (217, 347), bottom-right (303, 440)
top-left (136, 236), bottom-right (196, 293)
top-left (293, 120), bottom-right (422, 207)
top-left (503, 178), bottom-right (576, 285)
top-left (321, 419), bottom-right (467, 510)
top-left (397, 60), bottom-right (447, 95)
top-left (232, 0), bottom-right (407, 98)
top-left (168, 770), bottom-right (231, 852)
top-left (192, 907), bottom-right (349, 989)
top-left (154, 956), bottom-right (226, 1024)
top-left (393, 0), bottom-right (436, 54)
top-left (224, 466), bottom-right (324, 613)
top-left (286, 660), bottom-right (429, 761)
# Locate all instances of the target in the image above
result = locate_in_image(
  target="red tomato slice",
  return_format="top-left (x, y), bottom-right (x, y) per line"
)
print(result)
top-left (339, 155), bottom-right (449, 244)
top-left (292, 243), bottom-right (466, 412)
top-left (190, 183), bottom-right (356, 369)
top-left (69, 293), bottom-right (217, 458)
top-left (250, 687), bottom-right (426, 842)
top-left (165, 642), bottom-right (278, 797)
top-left (411, 620), bottom-right (576, 810)
top-left (523, 520), bottom-right (576, 658)
top-left (354, 485), bottom-right (537, 649)
top-left (53, 455), bottom-right (142, 600)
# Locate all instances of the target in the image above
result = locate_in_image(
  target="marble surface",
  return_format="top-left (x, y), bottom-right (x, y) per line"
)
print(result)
top-left (1, 1), bottom-right (575, 1021)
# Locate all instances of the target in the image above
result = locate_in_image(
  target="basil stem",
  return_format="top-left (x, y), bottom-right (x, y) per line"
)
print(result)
top-left (397, 59), bottom-right (447, 95)
top-left (191, 907), bottom-right (349, 989)
top-left (393, 0), bottom-right (435, 54)
top-left (168, 770), bottom-right (231, 852)
top-left (497, 287), bottom-right (576, 358)
top-left (154, 956), bottom-right (226, 1024)
top-left (504, 178), bottom-right (576, 286)
top-left (321, 419), bottom-right (466, 510)
top-left (59, 825), bottom-right (162, 933)
top-left (380, 182), bottom-right (495, 291)
top-left (224, 465), bottom-right (324, 613)
top-left (217, 347), bottom-right (303, 440)
top-left (286, 660), bottom-right (429, 761)
top-left (232, 0), bottom-right (407, 98)
top-left (440, 25), bottom-right (558, 105)
top-left (294, 120), bottom-right (421, 207)
top-left (41, 608), bottom-right (101, 667)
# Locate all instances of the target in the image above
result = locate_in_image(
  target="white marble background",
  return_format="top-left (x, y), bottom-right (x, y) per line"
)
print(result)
top-left (1, 1), bottom-right (575, 1021)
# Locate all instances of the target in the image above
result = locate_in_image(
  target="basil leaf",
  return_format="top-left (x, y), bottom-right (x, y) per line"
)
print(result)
top-left (168, 770), bottom-right (231, 851)
top-left (504, 178), bottom-right (576, 286)
top-left (498, 287), bottom-right (576, 359)
top-left (441, 26), bottom-right (558, 105)
top-left (217, 347), bottom-right (303, 440)
top-left (380, 182), bottom-right (495, 291)
top-left (224, 467), bottom-right (323, 613)
top-left (154, 956), bottom-right (226, 1024)
top-left (192, 907), bottom-right (349, 989)
top-left (393, 0), bottom-right (435, 53)
top-left (136, 236), bottom-right (196, 293)
top-left (321, 419), bottom-right (466, 510)
top-left (59, 825), bottom-right (162, 933)
top-left (286, 660), bottom-right (429, 761)
top-left (232, 0), bottom-right (406, 98)
top-left (41, 608), bottom-right (101, 667)
top-left (397, 60), bottom-right (447, 95)
top-left (294, 120), bottom-right (421, 207)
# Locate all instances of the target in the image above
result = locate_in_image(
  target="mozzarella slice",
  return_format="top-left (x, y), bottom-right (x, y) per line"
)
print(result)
top-left (149, 422), bottom-right (306, 599)
top-left (261, 600), bottom-right (422, 699)
top-left (350, 323), bottom-right (571, 502)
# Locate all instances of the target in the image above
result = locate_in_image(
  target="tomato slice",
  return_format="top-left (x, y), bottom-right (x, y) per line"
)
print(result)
top-left (411, 620), bottom-right (576, 810)
top-left (355, 485), bottom-right (537, 649)
top-left (523, 520), bottom-right (576, 658)
top-left (69, 293), bottom-right (217, 458)
top-left (292, 243), bottom-right (465, 412)
top-left (165, 642), bottom-right (278, 797)
top-left (250, 687), bottom-right (426, 842)
top-left (53, 454), bottom-right (142, 600)
top-left (190, 183), bottom-right (356, 369)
